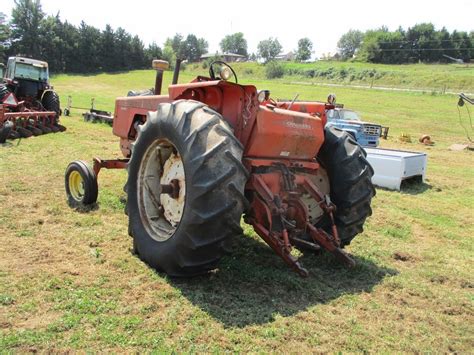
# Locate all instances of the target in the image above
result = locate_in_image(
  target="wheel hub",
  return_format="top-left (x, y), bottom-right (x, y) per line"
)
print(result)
top-left (138, 139), bottom-right (186, 242)
top-left (160, 153), bottom-right (185, 226)
top-left (68, 170), bottom-right (85, 202)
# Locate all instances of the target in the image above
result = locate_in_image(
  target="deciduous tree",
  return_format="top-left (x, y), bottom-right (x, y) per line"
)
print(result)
top-left (257, 38), bottom-right (282, 63)
top-left (337, 30), bottom-right (364, 60)
top-left (220, 32), bottom-right (248, 56)
top-left (296, 37), bottom-right (312, 62)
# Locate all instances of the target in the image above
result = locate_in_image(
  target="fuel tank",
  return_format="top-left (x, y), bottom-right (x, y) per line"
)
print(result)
top-left (244, 105), bottom-right (324, 160)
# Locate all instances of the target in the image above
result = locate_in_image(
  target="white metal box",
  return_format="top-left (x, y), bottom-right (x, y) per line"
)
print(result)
top-left (365, 148), bottom-right (427, 191)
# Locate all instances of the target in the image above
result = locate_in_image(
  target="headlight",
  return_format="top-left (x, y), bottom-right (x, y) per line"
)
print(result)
top-left (220, 66), bottom-right (232, 81)
top-left (327, 93), bottom-right (336, 104)
top-left (257, 90), bottom-right (270, 103)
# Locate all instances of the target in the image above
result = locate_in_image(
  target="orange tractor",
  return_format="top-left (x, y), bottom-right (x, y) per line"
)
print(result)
top-left (65, 60), bottom-right (375, 277)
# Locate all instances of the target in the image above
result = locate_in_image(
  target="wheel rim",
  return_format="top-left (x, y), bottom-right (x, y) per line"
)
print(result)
top-left (69, 170), bottom-right (85, 202)
top-left (138, 139), bottom-right (186, 242)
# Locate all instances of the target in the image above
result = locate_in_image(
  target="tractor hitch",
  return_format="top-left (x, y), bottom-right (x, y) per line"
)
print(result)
top-left (246, 163), bottom-right (356, 277)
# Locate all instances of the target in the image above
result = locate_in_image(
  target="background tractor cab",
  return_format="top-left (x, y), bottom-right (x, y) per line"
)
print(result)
top-left (3, 57), bottom-right (51, 99)
top-left (0, 57), bottom-right (64, 142)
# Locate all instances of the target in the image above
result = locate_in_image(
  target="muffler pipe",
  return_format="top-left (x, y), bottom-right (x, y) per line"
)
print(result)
top-left (172, 58), bottom-right (183, 85)
top-left (152, 60), bottom-right (169, 95)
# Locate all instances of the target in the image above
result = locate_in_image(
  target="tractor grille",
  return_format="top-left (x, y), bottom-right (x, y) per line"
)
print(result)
top-left (363, 125), bottom-right (381, 136)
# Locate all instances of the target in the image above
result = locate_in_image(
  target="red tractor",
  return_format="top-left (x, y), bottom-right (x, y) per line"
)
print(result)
top-left (65, 60), bottom-right (375, 277)
top-left (0, 57), bottom-right (65, 143)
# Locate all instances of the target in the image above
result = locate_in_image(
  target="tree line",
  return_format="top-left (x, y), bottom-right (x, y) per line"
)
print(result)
top-left (0, 1), bottom-right (314, 73)
top-left (337, 24), bottom-right (474, 63)
top-left (0, 0), bottom-right (210, 73)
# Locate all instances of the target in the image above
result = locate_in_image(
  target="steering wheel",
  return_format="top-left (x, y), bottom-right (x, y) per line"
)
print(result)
top-left (209, 61), bottom-right (238, 84)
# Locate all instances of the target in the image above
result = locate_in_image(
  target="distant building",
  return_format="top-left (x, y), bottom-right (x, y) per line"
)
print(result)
top-left (275, 51), bottom-right (295, 61)
top-left (200, 52), bottom-right (246, 62)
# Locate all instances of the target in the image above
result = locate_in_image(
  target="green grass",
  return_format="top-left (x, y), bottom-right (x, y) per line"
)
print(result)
top-left (187, 61), bottom-right (474, 93)
top-left (0, 66), bottom-right (473, 352)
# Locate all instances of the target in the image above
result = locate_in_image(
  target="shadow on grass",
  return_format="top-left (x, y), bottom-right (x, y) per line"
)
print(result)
top-left (168, 235), bottom-right (397, 328)
top-left (375, 176), bottom-right (432, 195)
top-left (401, 176), bottom-right (432, 195)
top-left (0, 142), bottom-right (14, 148)
top-left (69, 202), bottom-right (99, 213)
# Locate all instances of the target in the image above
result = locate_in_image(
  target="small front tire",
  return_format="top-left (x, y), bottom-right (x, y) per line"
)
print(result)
top-left (65, 160), bottom-right (98, 207)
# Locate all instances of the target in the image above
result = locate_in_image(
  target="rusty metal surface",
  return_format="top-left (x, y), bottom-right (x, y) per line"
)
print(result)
top-left (244, 106), bottom-right (325, 160)
top-left (4, 111), bottom-right (56, 119)
top-left (245, 163), bottom-right (355, 276)
top-left (92, 157), bottom-right (129, 176)
top-left (104, 63), bottom-right (361, 276)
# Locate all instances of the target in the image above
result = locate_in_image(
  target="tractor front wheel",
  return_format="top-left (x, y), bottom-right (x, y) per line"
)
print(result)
top-left (127, 100), bottom-right (247, 277)
top-left (65, 160), bottom-right (98, 207)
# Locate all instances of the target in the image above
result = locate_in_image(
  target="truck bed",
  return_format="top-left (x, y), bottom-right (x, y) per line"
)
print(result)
top-left (365, 148), bottom-right (427, 191)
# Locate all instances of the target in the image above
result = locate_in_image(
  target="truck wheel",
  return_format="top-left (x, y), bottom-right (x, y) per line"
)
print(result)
top-left (317, 126), bottom-right (375, 246)
top-left (65, 160), bottom-right (98, 207)
top-left (127, 100), bottom-right (247, 276)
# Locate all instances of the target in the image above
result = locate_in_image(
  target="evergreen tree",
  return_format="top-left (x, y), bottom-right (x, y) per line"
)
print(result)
top-left (145, 42), bottom-right (163, 65)
top-left (0, 12), bottom-right (10, 61)
top-left (39, 14), bottom-right (65, 72)
top-left (100, 24), bottom-right (117, 71)
top-left (10, 0), bottom-right (45, 58)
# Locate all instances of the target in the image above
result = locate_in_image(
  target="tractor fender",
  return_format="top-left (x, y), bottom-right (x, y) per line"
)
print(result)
top-left (344, 129), bottom-right (358, 139)
top-left (40, 89), bottom-right (55, 101)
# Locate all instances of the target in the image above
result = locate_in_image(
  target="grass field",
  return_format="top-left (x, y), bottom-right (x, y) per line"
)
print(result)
top-left (0, 66), bottom-right (473, 351)
top-left (185, 61), bottom-right (474, 93)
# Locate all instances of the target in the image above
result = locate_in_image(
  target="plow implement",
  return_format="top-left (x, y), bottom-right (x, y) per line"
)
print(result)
top-left (0, 56), bottom-right (65, 143)
top-left (0, 105), bottom-right (66, 142)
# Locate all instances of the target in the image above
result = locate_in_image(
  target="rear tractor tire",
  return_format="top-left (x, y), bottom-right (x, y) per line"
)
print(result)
top-left (65, 160), bottom-right (98, 207)
top-left (127, 100), bottom-right (247, 277)
top-left (317, 126), bottom-right (376, 246)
